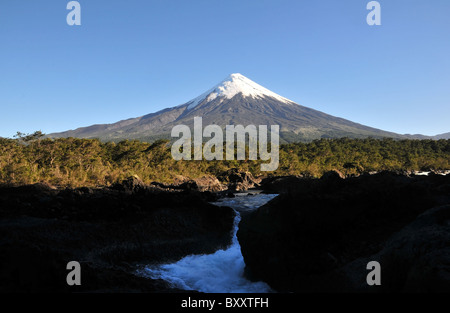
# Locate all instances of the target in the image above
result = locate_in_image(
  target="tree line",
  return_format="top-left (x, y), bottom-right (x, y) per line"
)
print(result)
top-left (0, 133), bottom-right (449, 187)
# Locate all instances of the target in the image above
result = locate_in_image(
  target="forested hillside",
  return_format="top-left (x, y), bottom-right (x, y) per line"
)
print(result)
top-left (0, 134), bottom-right (449, 187)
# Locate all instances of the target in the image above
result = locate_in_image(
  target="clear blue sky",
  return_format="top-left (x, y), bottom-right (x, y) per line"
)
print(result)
top-left (0, 0), bottom-right (449, 138)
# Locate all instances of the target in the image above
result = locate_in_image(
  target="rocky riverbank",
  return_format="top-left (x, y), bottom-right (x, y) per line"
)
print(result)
top-left (0, 177), bottom-right (235, 292)
top-left (2, 169), bottom-right (449, 293)
top-left (238, 171), bottom-right (450, 292)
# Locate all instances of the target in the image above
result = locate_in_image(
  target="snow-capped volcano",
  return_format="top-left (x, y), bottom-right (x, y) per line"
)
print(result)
top-left (49, 73), bottom-right (404, 142)
top-left (186, 73), bottom-right (294, 110)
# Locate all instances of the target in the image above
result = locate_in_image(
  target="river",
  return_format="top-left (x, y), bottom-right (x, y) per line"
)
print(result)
top-left (138, 193), bottom-right (278, 293)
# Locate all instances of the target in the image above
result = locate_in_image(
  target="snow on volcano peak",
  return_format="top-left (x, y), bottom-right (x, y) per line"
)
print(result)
top-left (186, 73), bottom-right (294, 110)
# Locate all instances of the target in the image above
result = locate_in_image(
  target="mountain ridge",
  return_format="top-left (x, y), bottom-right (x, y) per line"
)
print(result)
top-left (48, 74), bottom-right (446, 143)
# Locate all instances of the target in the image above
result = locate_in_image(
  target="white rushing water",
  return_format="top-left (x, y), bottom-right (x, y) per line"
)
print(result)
top-left (413, 170), bottom-right (450, 176)
top-left (139, 193), bottom-right (278, 293)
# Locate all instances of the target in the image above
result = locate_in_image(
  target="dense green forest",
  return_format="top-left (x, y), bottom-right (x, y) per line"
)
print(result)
top-left (0, 134), bottom-right (449, 187)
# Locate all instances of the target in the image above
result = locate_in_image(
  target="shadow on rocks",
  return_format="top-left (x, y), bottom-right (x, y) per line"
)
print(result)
top-left (0, 177), bottom-right (236, 292)
top-left (238, 171), bottom-right (450, 292)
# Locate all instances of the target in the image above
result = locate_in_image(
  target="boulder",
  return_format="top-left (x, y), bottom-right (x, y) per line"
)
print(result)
top-left (151, 175), bottom-right (225, 193)
top-left (172, 175), bottom-right (190, 186)
top-left (192, 176), bottom-right (227, 192)
top-left (111, 175), bottom-right (147, 194)
top-left (260, 175), bottom-right (304, 194)
top-left (321, 170), bottom-right (345, 180)
top-left (218, 168), bottom-right (261, 191)
top-left (176, 176), bottom-right (226, 192)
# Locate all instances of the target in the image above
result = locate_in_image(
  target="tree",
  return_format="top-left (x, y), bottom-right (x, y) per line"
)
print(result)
top-left (13, 131), bottom-right (45, 143)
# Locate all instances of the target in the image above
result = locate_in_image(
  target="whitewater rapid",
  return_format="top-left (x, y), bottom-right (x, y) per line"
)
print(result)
top-left (138, 193), bottom-right (278, 293)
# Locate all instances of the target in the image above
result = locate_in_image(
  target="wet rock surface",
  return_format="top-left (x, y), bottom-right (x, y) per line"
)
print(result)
top-left (238, 172), bottom-right (450, 292)
top-left (0, 179), bottom-right (235, 292)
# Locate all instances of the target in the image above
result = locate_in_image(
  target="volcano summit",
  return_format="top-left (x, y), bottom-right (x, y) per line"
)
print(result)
top-left (50, 73), bottom-right (402, 142)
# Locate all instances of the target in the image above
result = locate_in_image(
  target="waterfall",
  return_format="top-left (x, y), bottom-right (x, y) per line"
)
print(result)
top-left (138, 193), bottom-right (277, 293)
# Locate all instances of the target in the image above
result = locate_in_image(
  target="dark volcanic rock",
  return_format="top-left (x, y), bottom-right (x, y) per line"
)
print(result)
top-left (179, 176), bottom-right (226, 193)
top-left (260, 175), bottom-right (304, 194)
top-left (192, 176), bottom-right (227, 192)
top-left (321, 169), bottom-right (345, 180)
top-left (342, 204), bottom-right (450, 292)
top-left (237, 172), bottom-right (450, 292)
top-left (218, 168), bottom-right (261, 191)
top-left (0, 184), bottom-right (236, 292)
top-left (111, 175), bottom-right (147, 194)
top-left (151, 176), bottom-right (226, 194)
